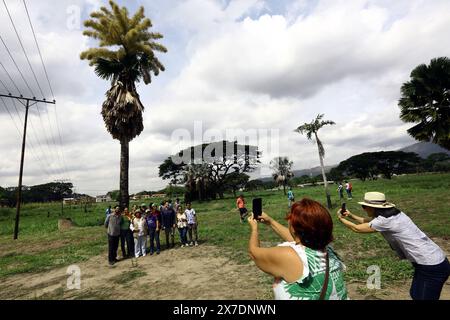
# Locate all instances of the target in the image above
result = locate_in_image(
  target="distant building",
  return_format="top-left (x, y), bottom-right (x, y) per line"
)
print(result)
top-left (96, 195), bottom-right (112, 203)
top-left (151, 193), bottom-right (166, 199)
top-left (63, 198), bottom-right (76, 205)
top-left (131, 194), bottom-right (153, 200)
top-left (78, 195), bottom-right (96, 203)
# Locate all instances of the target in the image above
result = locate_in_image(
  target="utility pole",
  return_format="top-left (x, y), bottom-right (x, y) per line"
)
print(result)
top-left (0, 93), bottom-right (56, 240)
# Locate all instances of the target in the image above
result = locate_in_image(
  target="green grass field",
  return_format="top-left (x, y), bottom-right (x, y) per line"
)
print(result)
top-left (0, 173), bottom-right (449, 289)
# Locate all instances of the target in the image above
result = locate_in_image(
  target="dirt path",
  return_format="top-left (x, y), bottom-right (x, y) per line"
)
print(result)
top-left (1, 238), bottom-right (449, 300)
top-left (0, 245), bottom-right (269, 300)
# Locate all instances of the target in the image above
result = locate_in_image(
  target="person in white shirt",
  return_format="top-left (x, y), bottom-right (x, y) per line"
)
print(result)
top-left (344, 181), bottom-right (353, 199)
top-left (185, 203), bottom-right (199, 246)
top-left (338, 192), bottom-right (449, 300)
top-left (176, 206), bottom-right (188, 247)
top-left (130, 210), bottom-right (148, 258)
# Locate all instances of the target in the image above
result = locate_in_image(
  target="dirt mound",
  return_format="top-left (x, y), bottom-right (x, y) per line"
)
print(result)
top-left (58, 219), bottom-right (75, 231)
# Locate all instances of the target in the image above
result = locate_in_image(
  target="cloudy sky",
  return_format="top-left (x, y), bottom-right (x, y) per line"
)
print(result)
top-left (1, 0), bottom-right (449, 195)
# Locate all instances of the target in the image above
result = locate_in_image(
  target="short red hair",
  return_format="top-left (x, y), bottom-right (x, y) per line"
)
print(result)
top-left (287, 198), bottom-right (334, 250)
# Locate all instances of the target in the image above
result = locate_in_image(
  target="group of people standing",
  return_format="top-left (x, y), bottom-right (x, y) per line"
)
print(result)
top-left (104, 199), bottom-right (199, 266)
top-left (337, 181), bottom-right (353, 200)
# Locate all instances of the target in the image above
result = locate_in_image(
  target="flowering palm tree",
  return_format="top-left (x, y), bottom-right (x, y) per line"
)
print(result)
top-left (80, 1), bottom-right (167, 208)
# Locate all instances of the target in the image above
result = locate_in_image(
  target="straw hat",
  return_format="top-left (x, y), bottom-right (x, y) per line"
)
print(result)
top-left (358, 192), bottom-right (396, 209)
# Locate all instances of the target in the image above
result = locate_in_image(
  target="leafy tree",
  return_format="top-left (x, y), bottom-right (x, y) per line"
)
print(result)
top-left (161, 141), bottom-right (261, 200)
top-left (223, 172), bottom-right (250, 197)
top-left (295, 114), bottom-right (336, 208)
top-left (399, 57), bottom-right (450, 150)
top-left (422, 153), bottom-right (450, 172)
top-left (270, 157), bottom-right (294, 195)
top-left (1, 182), bottom-right (73, 206)
top-left (337, 151), bottom-right (421, 180)
top-left (159, 157), bottom-right (186, 186)
top-left (184, 163), bottom-right (212, 202)
top-left (375, 152), bottom-right (421, 179)
top-left (81, 1), bottom-right (167, 209)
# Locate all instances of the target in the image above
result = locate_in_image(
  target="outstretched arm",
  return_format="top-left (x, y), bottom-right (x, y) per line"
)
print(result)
top-left (338, 213), bottom-right (377, 234)
top-left (259, 213), bottom-right (295, 242)
top-left (248, 217), bottom-right (299, 279)
top-left (342, 210), bottom-right (372, 224)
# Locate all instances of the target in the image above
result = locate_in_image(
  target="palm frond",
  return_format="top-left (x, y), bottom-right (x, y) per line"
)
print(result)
top-left (81, 0), bottom-right (167, 85)
top-left (398, 56), bottom-right (450, 150)
top-left (102, 81), bottom-right (145, 142)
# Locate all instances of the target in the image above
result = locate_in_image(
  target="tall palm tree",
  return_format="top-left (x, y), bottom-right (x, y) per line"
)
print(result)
top-left (80, 1), bottom-right (167, 208)
top-left (295, 114), bottom-right (336, 209)
top-left (399, 57), bottom-right (450, 150)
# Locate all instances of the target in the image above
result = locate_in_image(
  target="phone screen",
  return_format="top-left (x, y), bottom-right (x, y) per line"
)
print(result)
top-left (253, 198), bottom-right (262, 219)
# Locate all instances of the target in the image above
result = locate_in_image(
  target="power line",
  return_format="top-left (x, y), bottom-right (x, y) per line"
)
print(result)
top-left (0, 2), bottom-right (71, 185)
top-left (33, 101), bottom-right (65, 177)
top-left (0, 34), bottom-right (34, 96)
top-left (0, 28), bottom-right (65, 176)
top-left (10, 98), bottom-right (56, 177)
top-left (2, 0), bottom-right (45, 99)
top-left (0, 97), bottom-right (52, 177)
top-left (0, 62), bottom-right (21, 94)
top-left (52, 104), bottom-right (71, 181)
top-left (22, 0), bottom-right (54, 99)
top-left (21, 0), bottom-right (70, 182)
top-left (40, 102), bottom-right (67, 177)
top-left (3, 88), bottom-right (59, 178)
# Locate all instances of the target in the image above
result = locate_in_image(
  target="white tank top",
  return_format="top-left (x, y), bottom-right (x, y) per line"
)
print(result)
top-left (273, 242), bottom-right (349, 300)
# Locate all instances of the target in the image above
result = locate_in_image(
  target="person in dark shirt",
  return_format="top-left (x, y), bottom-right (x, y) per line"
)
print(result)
top-left (161, 201), bottom-right (176, 249)
top-left (147, 204), bottom-right (161, 255)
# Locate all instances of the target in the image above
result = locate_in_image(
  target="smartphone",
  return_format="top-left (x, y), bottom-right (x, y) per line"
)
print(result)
top-left (253, 198), bottom-right (262, 219)
top-left (341, 203), bottom-right (347, 215)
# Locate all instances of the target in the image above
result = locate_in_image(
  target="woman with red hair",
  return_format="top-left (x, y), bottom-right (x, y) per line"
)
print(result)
top-left (248, 198), bottom-right (348, 300)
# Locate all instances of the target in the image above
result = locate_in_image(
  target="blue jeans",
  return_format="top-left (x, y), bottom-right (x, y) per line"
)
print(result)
top-left (148, 228), bottom-right (160, 253)
top-left (410, 258), bottom-right (450, 300)
top-left (178, 227), bottom-right (188, 245)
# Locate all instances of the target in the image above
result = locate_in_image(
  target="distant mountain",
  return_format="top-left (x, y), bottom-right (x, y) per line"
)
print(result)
top-left (399, 142), bottom-right (450, 159)
top-left (259, 165), bottom-right (337, 182)
top-left (256, 142), bottom-right (448, 182)
top-left (292, 165), bottom-right (337, 178)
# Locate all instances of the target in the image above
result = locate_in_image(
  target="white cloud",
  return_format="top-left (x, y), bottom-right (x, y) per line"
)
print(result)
top-left (1, 0), bottom-right (449, 194)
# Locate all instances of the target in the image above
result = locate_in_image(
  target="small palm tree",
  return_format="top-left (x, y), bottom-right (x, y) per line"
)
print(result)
top-left (185, 163), bottom-right (210, 201)
top-left (270, 157), bottom-right (294, 195)
top-left (80, 1), bottom-right (167, 208)
top-left (295, 114), bottom-right (336, 209)
top-left (399, 57), bottom-right (450, 150)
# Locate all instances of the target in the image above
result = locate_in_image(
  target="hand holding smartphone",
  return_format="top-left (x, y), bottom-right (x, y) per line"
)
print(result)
top-left (341, 203), bottom-right (349, 217)
top-left (253, 198), bottom-right (262, 220)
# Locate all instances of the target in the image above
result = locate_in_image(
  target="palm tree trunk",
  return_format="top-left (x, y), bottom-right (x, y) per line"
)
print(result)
top-left (119, 138), bottom-right (130, 209)
top-left (315, 133), bottom-right (332, 209)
